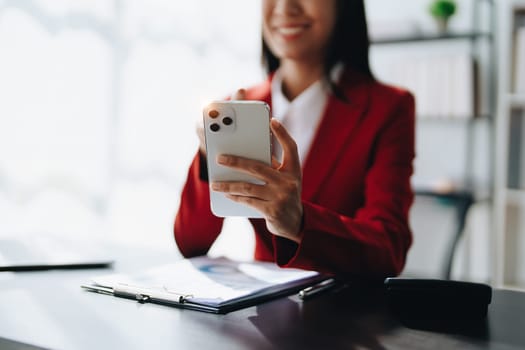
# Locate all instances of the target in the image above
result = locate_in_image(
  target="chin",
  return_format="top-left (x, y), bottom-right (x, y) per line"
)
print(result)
top-left (272, 48), bottom-right (309, 62)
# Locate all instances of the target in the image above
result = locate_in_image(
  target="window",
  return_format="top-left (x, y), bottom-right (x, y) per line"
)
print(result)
top-left (0, 0), bottom-right (262, 252)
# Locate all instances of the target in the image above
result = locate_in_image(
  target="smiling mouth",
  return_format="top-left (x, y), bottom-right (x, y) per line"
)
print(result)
top-left (277, 27), bottom-right (306, 35)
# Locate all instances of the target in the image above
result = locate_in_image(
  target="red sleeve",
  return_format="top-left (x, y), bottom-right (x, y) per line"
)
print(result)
top-left (174, 152), bottom-right (224, 257)
top-left (272, 92), bottom-right (415, 279)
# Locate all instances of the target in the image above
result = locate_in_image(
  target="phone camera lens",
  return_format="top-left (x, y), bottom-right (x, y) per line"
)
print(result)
top-left (222, 117), bottom-right (233, 126)
top-left (208, 109), bottom-right (219, 118)
top-left (210, 123), bottom-right (220, 132)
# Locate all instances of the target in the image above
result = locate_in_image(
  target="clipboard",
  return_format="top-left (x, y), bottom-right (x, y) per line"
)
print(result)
top-left (81, 256), bottom-right (330, 314)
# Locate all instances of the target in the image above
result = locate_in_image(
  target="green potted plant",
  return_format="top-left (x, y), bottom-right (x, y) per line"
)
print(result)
top-left (429, 0), bottom-right (457, 34)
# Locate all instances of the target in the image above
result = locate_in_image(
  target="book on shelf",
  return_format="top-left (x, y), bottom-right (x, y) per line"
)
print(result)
top-left (507, 107), bottom-right (525, 190)
top-left (514, 26), bottom-right (525, 94)
top-left (376, 53), bottom-right (477, 119)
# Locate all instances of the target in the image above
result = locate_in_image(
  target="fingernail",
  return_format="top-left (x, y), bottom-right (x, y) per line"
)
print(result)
top-left (217, 155), bottom-right (228, 164)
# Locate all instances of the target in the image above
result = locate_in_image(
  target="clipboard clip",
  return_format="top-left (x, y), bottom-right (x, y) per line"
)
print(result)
top-left (135, 293), bottom-right (150, 303)
top-left (162, 285), bottom-right (193, 303)
top-left (81, 283), bottom-right (193, 304)
top-left (117, 283), bottom-right (193, 304)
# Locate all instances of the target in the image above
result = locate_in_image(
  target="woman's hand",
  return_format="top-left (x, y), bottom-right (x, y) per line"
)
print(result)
top-left (211, 118), bottom-right (304, 243)
top-left (196, 89), bottom-right (247, 157)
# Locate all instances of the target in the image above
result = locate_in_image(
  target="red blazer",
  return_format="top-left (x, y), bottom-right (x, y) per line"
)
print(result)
top-left (174, 69), bottom-right (415, 279)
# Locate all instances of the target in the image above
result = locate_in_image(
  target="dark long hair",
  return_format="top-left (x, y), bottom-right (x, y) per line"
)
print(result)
top-left (262, 0), bottom-right (374, 90)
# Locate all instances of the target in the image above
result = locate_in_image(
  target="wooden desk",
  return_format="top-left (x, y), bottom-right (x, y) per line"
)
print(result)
top-left (0, 249), bottom-right (524, 350)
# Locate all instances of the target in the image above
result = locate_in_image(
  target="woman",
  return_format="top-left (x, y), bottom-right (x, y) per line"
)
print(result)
top-left (174, 0), bottom-right (415, 279)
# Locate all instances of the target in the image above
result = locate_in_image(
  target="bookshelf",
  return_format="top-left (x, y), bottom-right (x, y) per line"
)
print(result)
top-left (371, 0), bottom-right (495, 185)
top-left (494, 0), bottom-right (525, 291)
top-left (370, 0), bottom-right (495, 279)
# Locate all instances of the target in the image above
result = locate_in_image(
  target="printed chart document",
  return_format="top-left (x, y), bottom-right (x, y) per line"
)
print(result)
top-left (81, 256), bottom-right (329, 313)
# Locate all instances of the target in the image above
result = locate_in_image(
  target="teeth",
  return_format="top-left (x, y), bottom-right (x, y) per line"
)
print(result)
top-left (278, 27), bottom-right (304, 35)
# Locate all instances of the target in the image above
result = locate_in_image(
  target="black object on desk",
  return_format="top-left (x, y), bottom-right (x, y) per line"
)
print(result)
top-left (385, 277), bottom-right (492, 320)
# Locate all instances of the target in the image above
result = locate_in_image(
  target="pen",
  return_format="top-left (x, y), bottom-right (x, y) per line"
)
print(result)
top-left (298, 278), bottom-right (337, 300)
top-left (0, 261), bottom-right (113, 272)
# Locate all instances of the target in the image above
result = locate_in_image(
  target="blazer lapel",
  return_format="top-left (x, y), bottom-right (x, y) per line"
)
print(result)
top-left (302, 72), bottom-right (372, 201)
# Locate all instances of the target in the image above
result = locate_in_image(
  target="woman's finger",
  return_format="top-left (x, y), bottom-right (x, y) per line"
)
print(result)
top-left (216, 154), bottom-right (278, 182)
top-left (231, 88), bottom-right (246, 101)
top-left (271, 156), bottom-right (281, 169)
top-left (270, 119), bottom-right (301, 175)
top-left (211, 181), bottom-right (270, 200)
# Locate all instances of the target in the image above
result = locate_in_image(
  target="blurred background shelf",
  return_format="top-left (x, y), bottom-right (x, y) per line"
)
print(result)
top-left (508, 94), bottom-right (525, 107)
top-left (369, 0), bottom-right (495, 280)
top-left (494, 0), bottom-right (525, 290)
top-left (371, 31), bottom-right (492, 45)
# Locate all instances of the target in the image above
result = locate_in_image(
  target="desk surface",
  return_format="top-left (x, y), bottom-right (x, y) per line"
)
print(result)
top-left (0, 247), bottom-right (524, 350)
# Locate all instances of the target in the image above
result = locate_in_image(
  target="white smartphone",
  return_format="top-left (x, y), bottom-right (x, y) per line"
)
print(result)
top-left (203, 101), bottom-right (272, 218)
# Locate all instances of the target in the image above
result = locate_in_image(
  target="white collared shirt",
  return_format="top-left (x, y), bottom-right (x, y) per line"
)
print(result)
top-left (271, 64), bottom-right (343, 166)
